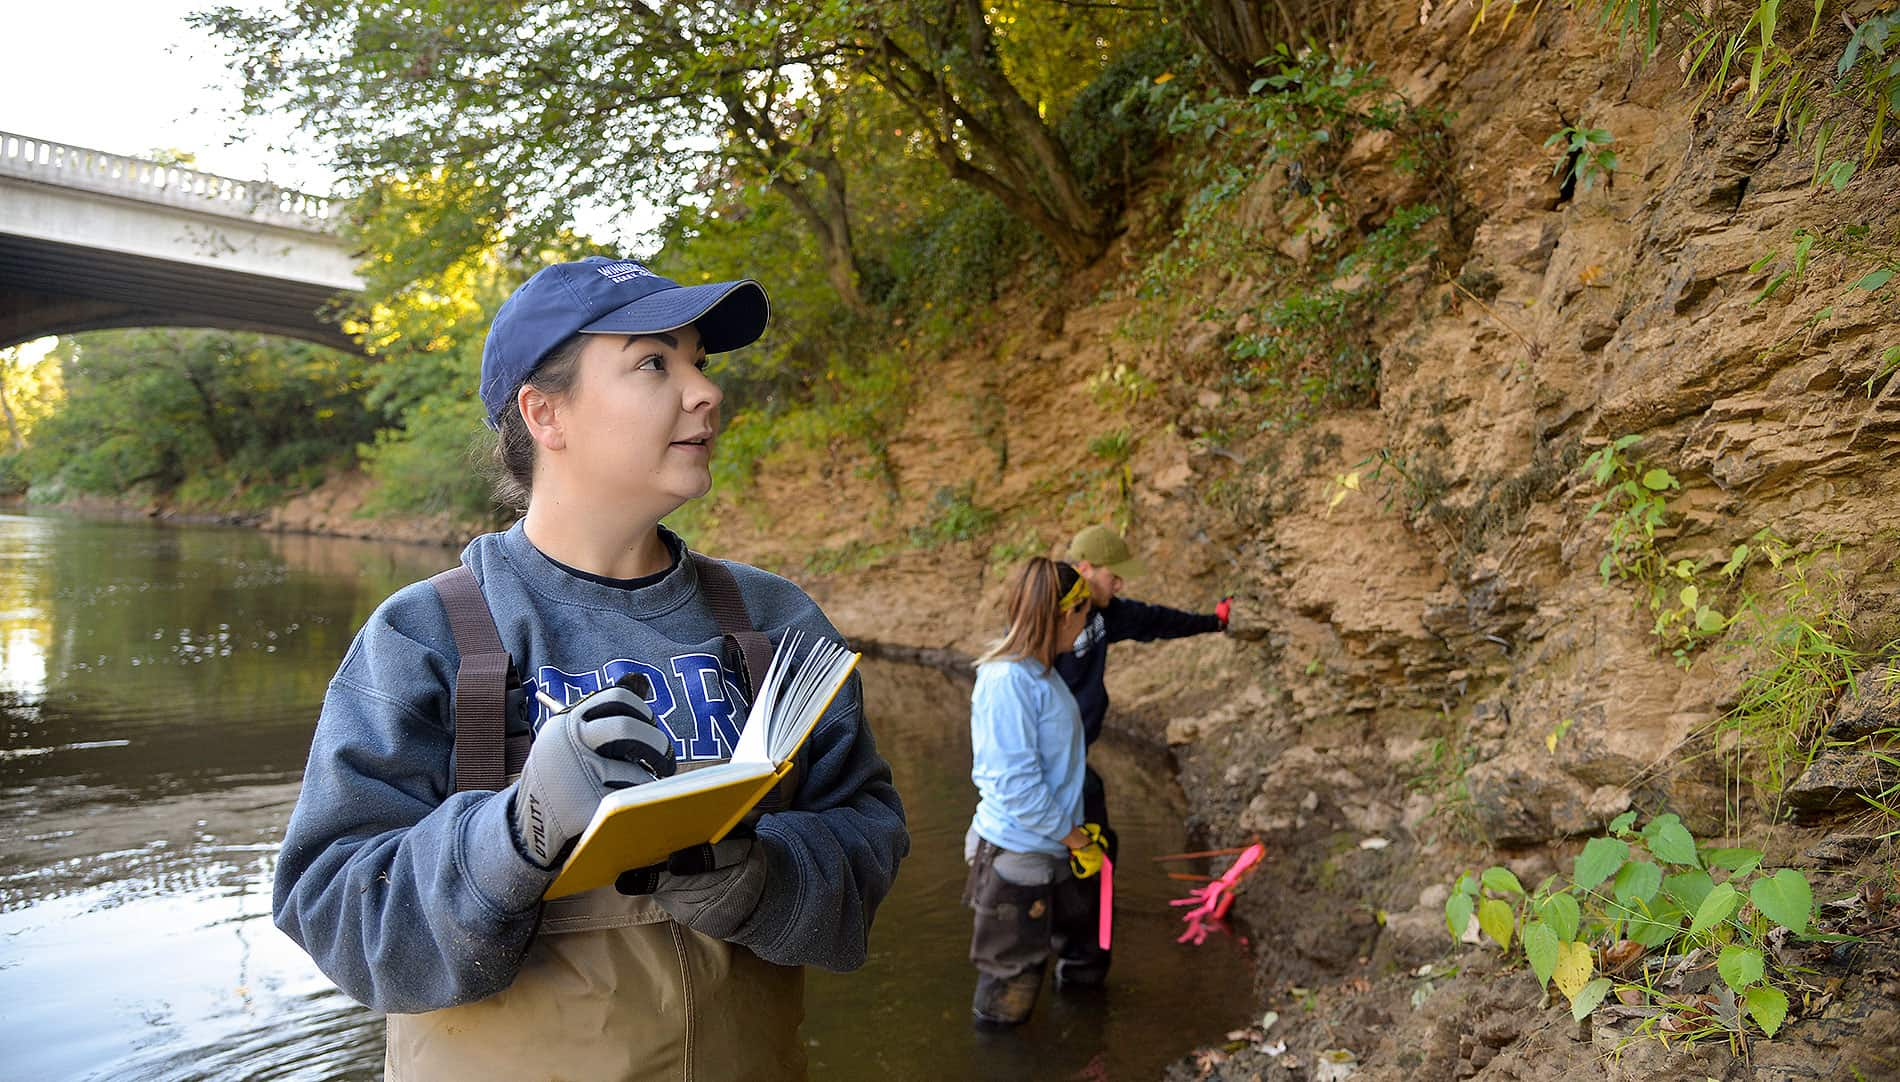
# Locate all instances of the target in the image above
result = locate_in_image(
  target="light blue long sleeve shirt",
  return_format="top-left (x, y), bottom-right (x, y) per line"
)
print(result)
top-left (968, 657), bottom-right (1085, 857)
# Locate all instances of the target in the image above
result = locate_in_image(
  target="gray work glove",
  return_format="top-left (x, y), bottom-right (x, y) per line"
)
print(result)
top-left (615, 835), bottom-right (768, 940)
top-left (512, 674), bottom-right (677, 869)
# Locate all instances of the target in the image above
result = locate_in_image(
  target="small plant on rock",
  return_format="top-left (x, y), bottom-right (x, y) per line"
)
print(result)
top-left (1545, 124), bottom-right (1618, 192)
top-left (1581, 436), bottom-right (1753, 664)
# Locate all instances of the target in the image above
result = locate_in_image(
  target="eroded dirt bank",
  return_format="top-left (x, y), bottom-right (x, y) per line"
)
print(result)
top-left (252, 0), bottom-right (1900, 1076)
top-left (699, 0), bottom-right (1900, 1075)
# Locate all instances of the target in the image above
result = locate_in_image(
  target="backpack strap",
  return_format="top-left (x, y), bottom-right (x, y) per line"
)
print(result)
top-left (689, 551), bottom-right (772, 697)
top-left (429, 553), bottom-right (808, 810)
top-left (688, 551), bottom-right (805, 814)
top-left (430, 564), bottom-right (528, 793)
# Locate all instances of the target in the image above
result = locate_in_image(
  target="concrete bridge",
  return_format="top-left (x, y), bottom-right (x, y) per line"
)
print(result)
top-left (0, 132), bottom-right (362, 352)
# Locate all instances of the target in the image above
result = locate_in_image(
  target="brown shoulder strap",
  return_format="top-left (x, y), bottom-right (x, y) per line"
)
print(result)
top-left (430, 564), bottom-right (517, 793)
top-left (689, 551), bottom-right (772, 697)
top-left (688, 551), bottom-right (804, 814)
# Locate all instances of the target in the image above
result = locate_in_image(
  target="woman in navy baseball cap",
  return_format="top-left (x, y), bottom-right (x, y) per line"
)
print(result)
top-left (480, 256), bottom-right (770, 516)
top-left (271, 257), bottom-right (909, 1080)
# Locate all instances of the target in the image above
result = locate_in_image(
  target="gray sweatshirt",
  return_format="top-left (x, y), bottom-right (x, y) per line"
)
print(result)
top-left (272, 523), bottom-right (909, 1014)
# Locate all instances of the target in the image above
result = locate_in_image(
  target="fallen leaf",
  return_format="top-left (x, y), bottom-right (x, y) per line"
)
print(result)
top-left (1600, 939), bottom-right (1645, 975)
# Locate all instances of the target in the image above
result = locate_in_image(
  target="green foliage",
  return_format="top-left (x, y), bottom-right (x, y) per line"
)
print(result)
top-left (804, 539), bottom-right (896, 577)
top-left (1581, 436), bottom-right (1752, 663)
top-left (986, 527), bottom-right (1049, 578)
top-left (1137, 47), bottom-right (1446, 297)
top-left (1872, 345), bottom-right (1900, 398)
top-left (1055, 28), bottom-right (1197, 203)
top-left (1718, 542), bottom-right (1865, 813)
top-left (356, 395), bottom-right (498, 521)
top-left (1544, 0), bottom-right (1896, 185)
top-left (1745, 222), bottom-right (1898, 388)
top-left (908, 483), bottom-right (999, 548)
top-left (1544, 125), bottom-right (1619, 192)
top-left (1445, 814), bottom-right (1819, 1044)
top-left (1087, 429), bottom-right (1134, 465)
top-left (1834, 12), bottom-right (1900, 161)
top-left (876, 191), bottom-right (1037, 321)
top-left (0, 452), bottom-right (27, 498)
top-left (1221, 202), bottom-right (1440, 429)
top-left (1110, 55), bottom-right (1431, 433)
top-left (1086, 363), bottom-right (1157, 411)
top-left (20, 329), bottom-right (375, 511)
top-left (1408, 730), bottom-right (1482, 845)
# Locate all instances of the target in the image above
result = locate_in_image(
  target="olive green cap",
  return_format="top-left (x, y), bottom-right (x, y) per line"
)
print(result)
top-left (1066, 525), bottom-right (1147, 579)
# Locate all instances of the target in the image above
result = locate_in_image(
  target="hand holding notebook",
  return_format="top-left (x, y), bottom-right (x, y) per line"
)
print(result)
top-left (542, 631), bottom-right (860, 900)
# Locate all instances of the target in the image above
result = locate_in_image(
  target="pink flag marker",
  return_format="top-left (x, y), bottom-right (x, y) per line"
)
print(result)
top-left (1171, 842), bottom-right (1265, 945)
top-left (1098, 854), bottom-right (1114, 951)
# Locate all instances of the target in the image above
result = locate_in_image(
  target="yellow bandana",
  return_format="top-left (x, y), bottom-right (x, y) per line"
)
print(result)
top-left (1058, 574), bottom-right (1091, 613)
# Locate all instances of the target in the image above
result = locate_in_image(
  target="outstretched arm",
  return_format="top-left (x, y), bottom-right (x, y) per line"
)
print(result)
top-left (1100, 596), bottom-right (1223, 644)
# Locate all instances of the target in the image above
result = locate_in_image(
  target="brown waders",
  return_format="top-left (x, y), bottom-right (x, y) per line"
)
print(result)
top-left (962, 829), bottom-right (1080, 1027)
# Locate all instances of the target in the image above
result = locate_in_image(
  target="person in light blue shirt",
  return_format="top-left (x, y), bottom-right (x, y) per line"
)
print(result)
top-left (963, 557), bottom-right (1104, 1027)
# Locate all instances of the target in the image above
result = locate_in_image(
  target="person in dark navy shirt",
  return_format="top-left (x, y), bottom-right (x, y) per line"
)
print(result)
top-left (1051, 525), bottom-right (1248, 986)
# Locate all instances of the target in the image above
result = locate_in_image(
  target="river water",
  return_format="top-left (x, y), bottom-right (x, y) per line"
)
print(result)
top-left (0, 510), bottom-right (1253, 1081)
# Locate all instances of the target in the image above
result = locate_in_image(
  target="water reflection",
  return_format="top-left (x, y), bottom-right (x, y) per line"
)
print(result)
top-left (0, 511), bottom-right (1253, 1080)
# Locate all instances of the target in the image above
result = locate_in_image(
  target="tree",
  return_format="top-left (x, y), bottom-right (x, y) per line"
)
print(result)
top-left (826, 0), bottom-right (1143, 265)
top-left (0, 343), bottom-right (63, 452)
top-left (1161, 0), bottom-right (1347, 95)
top-left (23, 330), bottom-right (375, 505)
top-left (195, 1), bottom-right (879, 309)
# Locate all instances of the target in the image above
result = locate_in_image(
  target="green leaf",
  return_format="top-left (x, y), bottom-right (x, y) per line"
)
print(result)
top-left (1718, 945), bottom-right (1765, 992)
top-left (1607, 811), bottom-right (1638, 836)
top-left (1478, 898), bottom-right (1515, 951)
top-left (1624, 896), bottom-right (1684, 947)
top-left (1575, 836), bottom-right (1630, 890)
top-left (1641, 815), bottom-right (1701, 867)
top-left (1695, 606), bottom-right (1727, 633)
top-left (1482, 866), bottom-right (1526, 896)
top-left (1750, 869), bottom-right (1812, 934)
top-left (1853, 268), bottom-right (1894, 291)
top-left (1570, 976), bottom-right (1613, 1021)
top-left (1641, 468), bottom-right (1676, 490)
top-left (1721, 544), bottom-right (1750, 577)
top-left (1745, 984), bottom-right (1789, 1037)
top-left (1704, 847), bottom-right (1764, 875)
top-left (1541, 891), bottom-right (1582, 943)
top-left (1818, 159), bottom-right (1856, 191)
top-left (1613, 860), bottom-right (1663, 904)
top-left (1679, 584), bottom-right (1699, 609)
top-left (1664, 869), bottom-right (1715, 914)
top-left (1524, 921), bottom-right (1560, 989)
top-left (1690, 882), bottom-right (1741, 937)
top-left (1446, 891), bottom-right (1473, 939)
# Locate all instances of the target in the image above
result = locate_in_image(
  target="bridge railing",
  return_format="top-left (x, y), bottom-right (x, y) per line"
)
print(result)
top-left (0, 131), bottom-right (338, 233)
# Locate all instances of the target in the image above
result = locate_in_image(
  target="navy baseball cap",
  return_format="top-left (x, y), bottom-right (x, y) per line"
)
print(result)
top-left (478, 255), bottom-right (769, 427)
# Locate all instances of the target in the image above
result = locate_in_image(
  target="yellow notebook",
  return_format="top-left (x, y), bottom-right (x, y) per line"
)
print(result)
top-left (544, 631), bottom-right (860, 900)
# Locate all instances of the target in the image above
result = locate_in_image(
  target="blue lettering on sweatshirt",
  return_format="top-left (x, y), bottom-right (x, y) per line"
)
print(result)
top-left (529, 655), bottom-right (746, 763)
